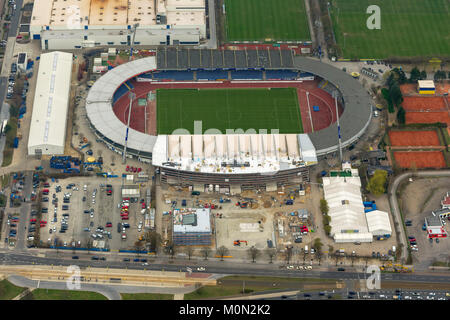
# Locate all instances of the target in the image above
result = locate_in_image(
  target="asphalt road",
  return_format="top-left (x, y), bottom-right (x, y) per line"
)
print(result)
top-left (1, 250), bottom-right (450, 286)
top-left (0, 0), bottom-right (23, 114)
top-left (15, 172), bottom-right (33, 250)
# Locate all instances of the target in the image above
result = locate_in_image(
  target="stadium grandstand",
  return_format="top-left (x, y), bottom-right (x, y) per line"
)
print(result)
top-left (86, 52), bottom-right (372, 189)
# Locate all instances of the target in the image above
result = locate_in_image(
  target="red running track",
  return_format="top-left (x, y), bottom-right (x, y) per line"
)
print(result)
top-left (113, 78), bottom-right (343, 135)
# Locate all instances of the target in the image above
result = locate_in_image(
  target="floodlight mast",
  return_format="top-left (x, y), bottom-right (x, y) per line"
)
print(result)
top-left (129, 23), bottom-right (139, 61)
top-left (333, 90), bottom-right (343, 166)
top-left (122, 92), bottom-right (136, 164)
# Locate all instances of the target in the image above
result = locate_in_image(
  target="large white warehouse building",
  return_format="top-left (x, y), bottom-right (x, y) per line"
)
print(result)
top-left (30, 0), bottom-right (207, 50)
top-left (322, 163), bottom-right (392, 243)
top-left (28, 51), bottom-right (73, 156)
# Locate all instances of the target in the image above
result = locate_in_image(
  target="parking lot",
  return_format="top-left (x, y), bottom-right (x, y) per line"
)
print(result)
top-left (398, 177), bottom-right (450, 269)
top-left (38, 176), bottom-right (148, 252)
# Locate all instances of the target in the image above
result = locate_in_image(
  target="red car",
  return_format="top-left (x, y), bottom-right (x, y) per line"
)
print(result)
top-left (43, 183), bottom-right (50, 187)
top-left (30, 219), bottom-right (37, 222)
top-left (106, 222), bottom-right (112, 228)
top-left (204, 203), bottom-right (210, 208)
top-left (121, 206), bottom-right (129, 209)
top-left (409, 238), bottom-right (416, 242)
top-left (211, 204), bottom-right (216, 209)
top-left (141, 202), bottom-right (146, 209)
top-left (133, 167), bottom-right (137, 173)
top-left (123, 198), bottom-right (130, 201)
top-left (120, 213), bottom-right (129, 217)
top-left (137, 167), bottom-right (142, 173)
top-left (121, 216), bottom-right (129, 220)
top-left (126, 165), bottom-right (130, 172)
top-left (40, 220), bottom-right (47, 224)
top-left (11, 218), bottom-right (19, 222)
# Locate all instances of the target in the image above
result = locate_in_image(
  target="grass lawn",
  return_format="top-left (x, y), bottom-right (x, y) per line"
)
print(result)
top-left (224, 0), bottom-right (310, 42)
top-left (0, 279), bottom-right (26, 300)
top-left (184, 275), bottom-right (338, 300)
top-left (121, 293), bottom-right (173, 300)
top-left (157, 88), bottom-right (303, 135)
top-left (25, 289), bottom-right (107, 300)
top-left (329, 0), bottom-right (450, 59)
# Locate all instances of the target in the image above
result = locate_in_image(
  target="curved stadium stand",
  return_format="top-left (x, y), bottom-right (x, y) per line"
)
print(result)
top-left (112, 81), bottom-right (134, 104)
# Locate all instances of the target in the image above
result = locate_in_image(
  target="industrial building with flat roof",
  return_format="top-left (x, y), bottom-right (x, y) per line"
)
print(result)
top-left (28, 51), bottom-right (73, 156)
top-left (172, 208), bottom-right (211, 245)
top-left (30, 0), bottom-right (207, 49)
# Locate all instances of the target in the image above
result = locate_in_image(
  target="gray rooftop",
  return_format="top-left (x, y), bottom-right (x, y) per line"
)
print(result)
top-left (294, 57), bottom-right (373, 155)
top-left (157, 48), bottom-right (295, 70)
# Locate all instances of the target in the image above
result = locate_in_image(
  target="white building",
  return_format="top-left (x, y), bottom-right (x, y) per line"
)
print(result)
top-left (28, 51), bottom-right (73, 156)
top-left (365, 210), bottom-right (392, 236)
top-left (30, 0), bottom-right (207, 50)
top-left (322, 163), bottom-right (392, 243)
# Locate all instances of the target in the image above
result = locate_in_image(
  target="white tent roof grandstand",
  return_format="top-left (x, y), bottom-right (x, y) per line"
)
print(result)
top-left (28, 51), bottom-right (73, 155)
top-left (152, 133), bottom-right (317, 175)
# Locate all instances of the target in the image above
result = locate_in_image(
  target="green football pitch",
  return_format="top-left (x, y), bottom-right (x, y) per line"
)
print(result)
top-left (224, 0), bottom-right (310, 42)
top-left (156, 88), bottom-right (303, 135)
top-left (330, 0), bottom-right (450, 59)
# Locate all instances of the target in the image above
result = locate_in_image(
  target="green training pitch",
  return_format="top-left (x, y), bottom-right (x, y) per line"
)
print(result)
top-left (224, 0), bottom-right (310, 42)
top-left (330, 0), bottom-right (450, 59)
top-left (156, 88), bottom-right (303, 135)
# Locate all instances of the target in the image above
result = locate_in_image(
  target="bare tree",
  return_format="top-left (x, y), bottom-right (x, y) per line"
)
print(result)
top-left (285, 247), bottom-right (293, 264)
top-left (248, 246), bottom-right (260, 263)
top-left (134, 241), bottom-right (144, 257)
top-left (86, 238), bottom-right (93, 255)
top-left (265, 248), bottom-right (276, 264)
top-left (316, 250), bottom-right (323, 266)
top-left (145, 230), bottom-right (161, 254)
top-left (216, 246), bottom-right (229, 261)
top-left (185, 246), bottom-right (194, 260)
top-left (200, 247), bottom-right (212, 260)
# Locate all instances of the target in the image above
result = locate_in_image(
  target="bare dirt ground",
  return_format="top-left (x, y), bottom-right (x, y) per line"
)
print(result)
top-left (398, 177), bottom-right (450, 270)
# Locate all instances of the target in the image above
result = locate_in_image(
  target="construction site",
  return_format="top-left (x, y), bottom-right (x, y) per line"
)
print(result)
top-left (157, 183), bottom-right (318, 257)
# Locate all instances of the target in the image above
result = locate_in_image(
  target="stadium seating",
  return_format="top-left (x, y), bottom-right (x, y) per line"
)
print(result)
top-left (231, 70), bottom-right (263, 80)
top-left (196, 70), bottom-right (228, 81)
top-left (152, 71), bottom-right (194, 81)
top-left (113, 82), bottom-right (132, 104)
top-left (265, 70), bottom-right (298, 80)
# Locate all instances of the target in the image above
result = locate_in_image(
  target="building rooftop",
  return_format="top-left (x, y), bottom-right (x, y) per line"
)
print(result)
top-left (173, 208), bottom-right (211, 233)
top-left (31, 0), bottom-right (205, 27)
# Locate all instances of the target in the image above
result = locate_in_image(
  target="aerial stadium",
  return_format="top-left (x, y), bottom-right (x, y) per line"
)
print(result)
top-left (85, 48), bottom-right (372, 190)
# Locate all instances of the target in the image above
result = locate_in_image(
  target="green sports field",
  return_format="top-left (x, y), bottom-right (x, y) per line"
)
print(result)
top-left (330, 0), bottom-right (450, 59)
top-left (156, 88), bottom-right (303, 135)
top-left (224, 0), bottom-right (310, 42)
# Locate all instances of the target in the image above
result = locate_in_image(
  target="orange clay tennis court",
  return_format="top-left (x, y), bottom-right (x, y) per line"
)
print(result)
top-left (402, 96), bottom-right (447, 111)
top-left (393, 151), bottom-right (446, 168)
top-left (388, 130), bottom-right (441, 147)
top-left (405, 112), bottom-right (450, 125)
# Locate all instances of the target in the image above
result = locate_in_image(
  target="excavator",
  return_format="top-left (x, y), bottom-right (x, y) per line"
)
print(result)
top-left (233, 240), bottom-right (248, 246)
